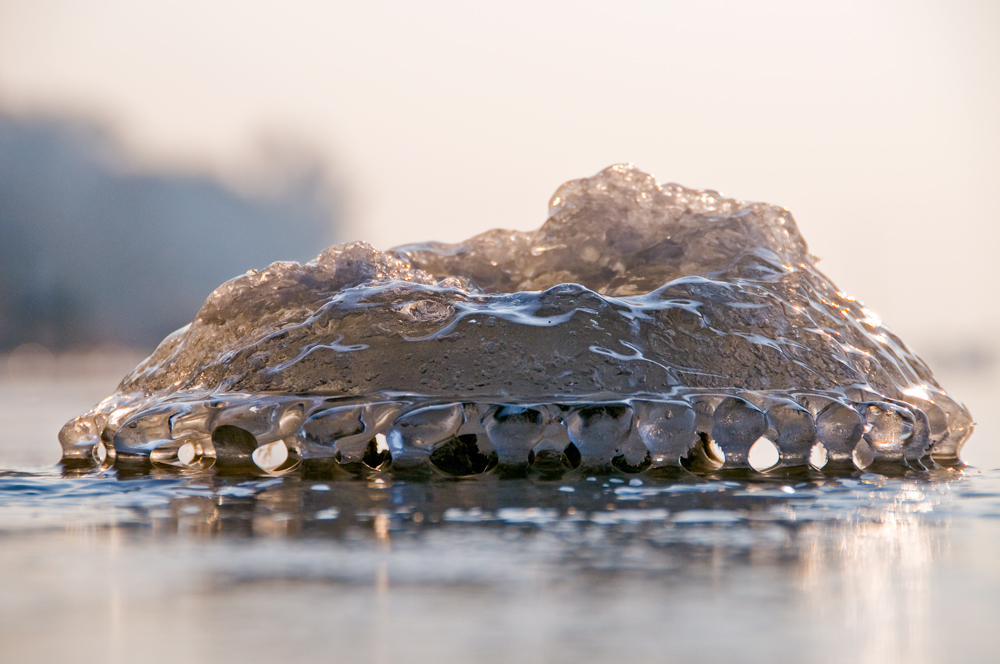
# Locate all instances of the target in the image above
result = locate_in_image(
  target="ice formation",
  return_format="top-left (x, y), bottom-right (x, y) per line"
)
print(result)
top-left (59, 165), bottom-right (973, 478)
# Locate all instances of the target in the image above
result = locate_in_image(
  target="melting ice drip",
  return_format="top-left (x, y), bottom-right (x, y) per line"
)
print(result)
top-left (59, 165), bottom-right (974, 478)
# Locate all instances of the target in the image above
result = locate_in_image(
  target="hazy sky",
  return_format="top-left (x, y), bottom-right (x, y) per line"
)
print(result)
top-left (1, 0), bottom-right (997, 347)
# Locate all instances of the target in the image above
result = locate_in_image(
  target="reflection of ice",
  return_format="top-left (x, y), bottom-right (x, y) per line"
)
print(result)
top-left (2, 468), bottom-right (995, 662)
top-left (798, 499), bottom-right (940, 663)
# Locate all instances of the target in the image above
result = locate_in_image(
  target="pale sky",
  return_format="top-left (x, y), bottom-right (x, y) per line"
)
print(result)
top-left (0, 0), bottom-right (997, 348)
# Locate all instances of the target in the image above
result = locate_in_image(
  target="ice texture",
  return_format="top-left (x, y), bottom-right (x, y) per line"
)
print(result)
top-left (59, 164), bottom-right (974, 477)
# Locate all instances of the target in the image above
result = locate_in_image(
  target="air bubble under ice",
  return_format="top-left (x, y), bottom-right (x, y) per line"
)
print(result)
top-left (59, 165), bottom-right (974, 478)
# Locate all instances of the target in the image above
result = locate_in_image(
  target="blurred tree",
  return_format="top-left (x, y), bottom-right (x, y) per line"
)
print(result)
top-left (0, 113), bottom-right (339, 352)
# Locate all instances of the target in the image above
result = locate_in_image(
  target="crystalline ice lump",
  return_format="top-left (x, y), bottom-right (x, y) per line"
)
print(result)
top-left (59, 165), bottom-right (974, 477)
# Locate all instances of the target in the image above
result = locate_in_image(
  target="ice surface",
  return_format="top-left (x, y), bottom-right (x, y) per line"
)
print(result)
top-left (59, 164), bottom-right (974, 477)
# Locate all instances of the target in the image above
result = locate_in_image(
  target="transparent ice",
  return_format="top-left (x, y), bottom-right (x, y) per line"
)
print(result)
top-left (59, 165), bottom-right (974, 477)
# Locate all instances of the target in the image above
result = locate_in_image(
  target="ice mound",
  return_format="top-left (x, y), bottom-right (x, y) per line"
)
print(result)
top-left (59, 164), bottom-right (974, 478)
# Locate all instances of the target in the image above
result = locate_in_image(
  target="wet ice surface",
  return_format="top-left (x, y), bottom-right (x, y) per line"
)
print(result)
top-left (59, 165), bottom-right (973, 478)
top-left (2, 465), bottom-right (1000, 663)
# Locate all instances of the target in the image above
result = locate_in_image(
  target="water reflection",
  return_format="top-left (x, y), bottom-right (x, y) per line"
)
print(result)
top-left (0, 469), bottom-right (958, 564)
top-left (797, 510), bottom-right (938, 662)
top-left (0, 468), bottom-right (990, 663)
